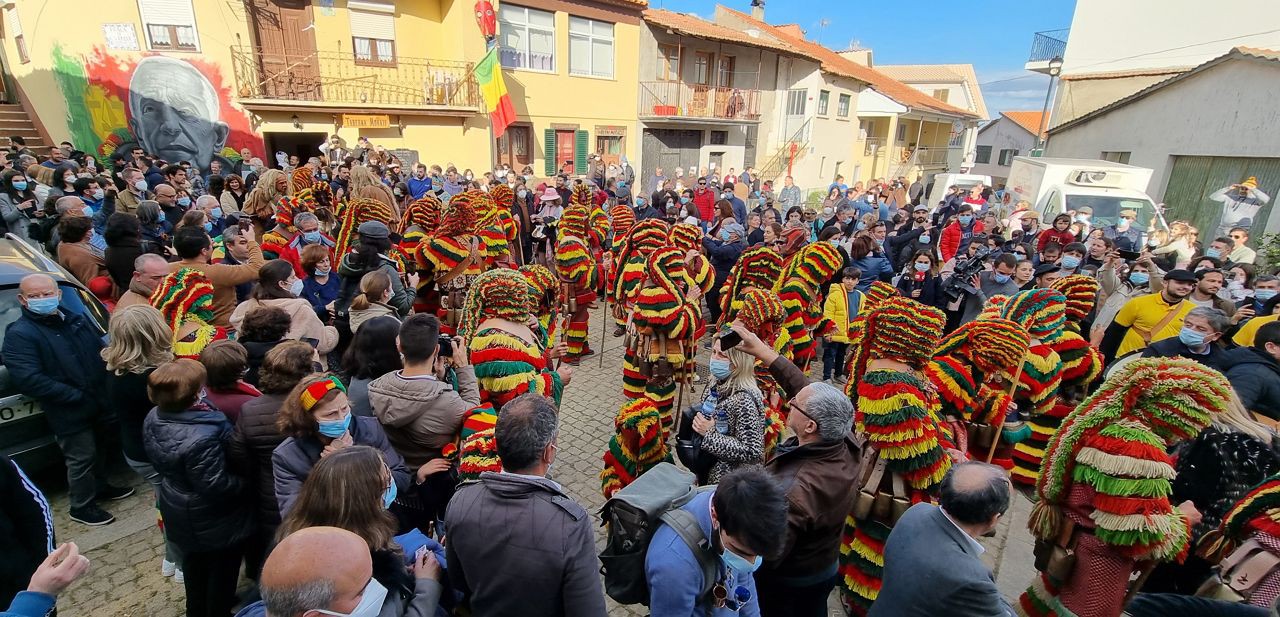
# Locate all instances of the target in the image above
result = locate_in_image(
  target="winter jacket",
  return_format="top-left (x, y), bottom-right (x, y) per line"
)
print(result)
top-left (2, 309), bottom-right (107, 437)
top-left (349, 302), bottom-right (399, 334)
top-left (702, 236), bottom-right (746, 284)
top-left (698, 381), bottom-right (766, 485)
top-left (848, 255), bottom-right (893, 292)
top-left (205, 381), bottom-right (262, 425)
top-left (300, 274), bottom-right (340, 321)
top-left (230, 297), bottom-right (338, 356)
top-left (336, 253), bottom-right (413, 316)
top-left (142, 405), bottom-right (253, 553)
top-left (56, 241), bottom-right (106, 287)
top-left (896, 271), bottom-right (947, 311)
top-left (446, 472), bottom-right (606, 617)
top-left (1037, 227), bottom-right (1076, 253)
top-left (368, 368), bottom-right (481, 469)
top-left (1221, 347), bottom-right (1280, 420)
top-left (939, 220), bottom-right (985, 263)
top-left (0, 193), bottom-right (33, 245)
top-left (106, 369), bottom-right (156, 463)
top-left (822, 286), bottom-right (861, 344)
top-left (104, 240), bottom-right (145, 291)
top-left (272, 415), bottom-right (410, 517)
top-left (0, 457), bottom-right (52, 609)
top-left (227, 393), bottom-right (289, 529)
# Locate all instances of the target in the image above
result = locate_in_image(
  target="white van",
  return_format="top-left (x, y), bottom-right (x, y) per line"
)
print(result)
top-left (1005, 157), bottom-right (1161, 232)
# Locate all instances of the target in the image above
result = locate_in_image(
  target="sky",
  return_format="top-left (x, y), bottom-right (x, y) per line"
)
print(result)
top-left (650, 0), bottom-right (1079, 117)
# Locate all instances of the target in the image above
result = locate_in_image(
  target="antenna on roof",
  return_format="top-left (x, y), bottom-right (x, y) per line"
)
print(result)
top-left (817, 18), bottom-right (830, 45)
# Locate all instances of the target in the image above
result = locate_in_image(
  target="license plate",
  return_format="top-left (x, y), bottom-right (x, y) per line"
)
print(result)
top-left (0, 395), bottom-right (41, 424)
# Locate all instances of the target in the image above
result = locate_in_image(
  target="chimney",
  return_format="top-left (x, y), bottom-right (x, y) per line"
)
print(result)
top-left (750, 0), bottom-right (765, 21)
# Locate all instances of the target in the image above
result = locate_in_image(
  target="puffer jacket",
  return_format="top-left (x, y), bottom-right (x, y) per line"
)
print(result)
top-left (143, 405), bottom-right (253, 553)
top-left (272, 415), bottom-right (410, 517)
top-left (368, 368), bottom-right (481, 468)
top-left (227, 393), bottom-right (289, 529)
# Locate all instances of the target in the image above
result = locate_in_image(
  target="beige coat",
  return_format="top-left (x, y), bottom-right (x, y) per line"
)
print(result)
top-left (229, 297), bottom-right (338, 355)
top-left (349, 302), bottom-right (398, 333)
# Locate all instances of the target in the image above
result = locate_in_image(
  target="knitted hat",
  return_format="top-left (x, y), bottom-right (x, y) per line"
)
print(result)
top-left (458, 427), bottom-right (501, 482)
top-left (336, 198), bottom-right (397, 256)
top-left (150, 267), bottom-right (215, 337)
top-left (736, 288), bottom-right (786, 347)
top-left (401, 194), bottom-right (443, 234)
top-left (600, 398), bottom-right (669, 499)
top-left (932, 318), bottom-right (1030, 377)
top-left (559, 204), bottom-right (591, 241)
top-left (1243, 176), bottom-right (1259, 190)
top-left (668, 223), bottom-right (703, 253)
top-left (489, 184), bottom-right (514, 209)
top-left (777, 241), bottom-right (843, 289)
top-left (459, 268), bottom-right (533, 340)
top-left (978, 294), bottom-right (1010, 320)
top-left (434, 192), bottom-right (479, 238)
top-left (627, 219), bottom-right (671, 255)
top-left (864, 281), bottom-right (899, 309)
top-left (1000, 289), bottom-right (1067, 340)
top-left (609, 205), bottom-right (635, 238)
top-left (1050, 275), bottom-right (1101, 324)
top-left (1032, 357), bottom-right (1231, 538)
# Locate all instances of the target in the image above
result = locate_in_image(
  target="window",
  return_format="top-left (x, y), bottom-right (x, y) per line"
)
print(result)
top-left (717, 55), bottom-right (735, 87)
top-left (1101, 151), bottom-right (1132, 164)
top-left (138, 0), bottom-right (199, 51)
top-left (785, 89), bottom-right (806, 116)
top-left (499, 4), bottom-right (555, 71)
top-left (932, 88), bottom-right (950, 103)
top-left (4, 6), bottom-right (27, 64)
top-left (709, 130), bottom-right (728, 145)
top-left (569, 16), bottom-right (613, 78)
top-left (596, 135), bottom-right (623, 160)
top-left (693, 52), bottom-right (713, 85)
top-left (975, 145), bottom-right (992, 164)
top-left (817, 90), bottom-right (830, 115)
top-left (658, 44), bottom-right (680, 81)
top-left (350, 1), bottom-right (396, 66)
top-left (998, 149), bottom-right (1019, 166)
top-left (896, 123), bottom-right (907, 142)
top-left (837, 93), bottom-right (851, 117)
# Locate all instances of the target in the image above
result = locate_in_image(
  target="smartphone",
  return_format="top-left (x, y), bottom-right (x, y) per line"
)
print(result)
top-left (719, 330), bottom-right (743, 350)
top-left (1117, 249), bottom-right (1141, 260)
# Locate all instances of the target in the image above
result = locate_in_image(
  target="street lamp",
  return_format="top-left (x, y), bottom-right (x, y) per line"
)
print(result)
top-left (1037, 56), bottom-right (1063, 153)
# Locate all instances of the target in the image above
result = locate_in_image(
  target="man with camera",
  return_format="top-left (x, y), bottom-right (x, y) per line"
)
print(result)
top-left (950, 253), bottom-right (1022, 327)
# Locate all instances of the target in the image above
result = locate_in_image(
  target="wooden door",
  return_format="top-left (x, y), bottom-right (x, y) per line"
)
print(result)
top-left (245, 0), bottom-right (321, 100)
top-left (555, 130), bottom-right (576, 174)
top-left (496, 125), bottom-right (531, 170)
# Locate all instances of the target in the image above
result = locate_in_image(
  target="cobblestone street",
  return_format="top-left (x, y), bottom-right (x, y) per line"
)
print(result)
top-left (38, 306), bottom-right (1037, 616)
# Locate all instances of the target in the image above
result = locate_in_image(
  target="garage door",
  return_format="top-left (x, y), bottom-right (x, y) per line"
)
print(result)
top-left (1162, 156), bottom-right (1280, 237)
top-left (641, 129), bottom-right (702, 191)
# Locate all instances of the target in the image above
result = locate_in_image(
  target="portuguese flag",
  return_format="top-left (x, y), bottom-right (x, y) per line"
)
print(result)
top-left (474, 46), bottom-right (516, 138)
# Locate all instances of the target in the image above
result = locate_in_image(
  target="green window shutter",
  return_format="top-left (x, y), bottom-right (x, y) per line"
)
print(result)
top-left (544, 129), bottom-right (556, 176)
top-left (575, 129), bottom-right (589, 175)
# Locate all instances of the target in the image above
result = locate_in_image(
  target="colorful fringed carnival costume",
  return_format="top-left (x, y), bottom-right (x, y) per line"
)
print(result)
top-left (924, 318), bottom-right (1031, 458)
top-left (716, 245), bottom-right (784, 327)
top-left (840, 281), bottom-right (902, 400)
top-left (624, 247), bottom-right (699, 430)
top-left (1020, 358), bottom-right (1231, 617)
top-left (458, 428), bottom-right (501, 482)
top-left (600, 397), bottom-right (671, 498)
top-left (604, 205), bottom-right (636, 330)
top-left (554, 234), bottom-right (600, 363)
top-left (519, 264), bottom-right (559, 347)
top-left (289, 166), bottom-right (315, 194)
top-left (420, 192), bottom-right (483, 335)
top-left (839, 296), bottom-right (950, 616)
top-left (993, 289), bottom-right (1066, 475)
top-left (460, 268), bottom-right (564, 413)
top-left (261, 193), bottom-right (316, 260)
top-left (400, 194), bottom-right (444, 315)
top-left (669, 223), bottom-right (714, 339)
top-left (610, 219), bottom-right (670, 337)
top-left (774, 242), bottom-right (843, 371)
top-left (472, 189), bottom-right (517, 268)
top-left (733, 288), bottom-right (788, 457)
top-left (1197, 474), bottom-right (1280, 609)
top-left (150, 267), bottom-right (228, 359)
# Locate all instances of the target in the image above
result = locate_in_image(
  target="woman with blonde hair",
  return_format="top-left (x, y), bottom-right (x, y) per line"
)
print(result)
top-left (688, 332), bottom-right (765, 485)
top-left (103, 305), bottom-right (182, 578)
top-left (349, 164), bottom-right (399, 216)
top-left (243, 169), bottom-right (289, 233)
top-left (348, 269), bottom-right (399, 333)
top-left (1151, 220), bottom-right (1198, 270)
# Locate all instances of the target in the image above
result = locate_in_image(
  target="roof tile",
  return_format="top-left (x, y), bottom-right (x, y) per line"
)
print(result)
top-left (1000, 111), bottom-right (1046, 139)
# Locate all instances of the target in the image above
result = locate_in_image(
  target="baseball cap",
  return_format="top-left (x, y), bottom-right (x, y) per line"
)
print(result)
top-left (913, 204), bottom-right (929, 212)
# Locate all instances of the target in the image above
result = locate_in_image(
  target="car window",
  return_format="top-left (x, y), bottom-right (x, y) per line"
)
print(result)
top-left (1064, 196), bottom-right (1156, 229)
top-left (0, 283), bottom-right (109, 397)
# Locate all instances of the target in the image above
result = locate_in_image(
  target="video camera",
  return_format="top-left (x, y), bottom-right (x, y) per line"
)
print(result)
top-left (942, 246), bottom-right (993, 301)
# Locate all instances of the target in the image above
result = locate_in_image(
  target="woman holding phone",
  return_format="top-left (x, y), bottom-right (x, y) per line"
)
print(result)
top-left (0, 168), bottom-right (37, 243)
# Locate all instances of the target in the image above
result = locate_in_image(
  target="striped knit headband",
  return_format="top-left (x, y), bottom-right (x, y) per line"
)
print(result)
top-left (300, 375), bottom-right (346, 411)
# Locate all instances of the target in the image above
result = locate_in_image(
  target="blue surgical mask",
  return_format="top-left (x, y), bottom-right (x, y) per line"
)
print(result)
top-left (289, 278), bottom-right (305, 296)
top-left (680, 196), bottom-right (691, 204)
top-left (157, 211), bottom-right (167, 223)
top-left (12, 180), bottom-right (27, 191)
top-left (1178, 326), bottom-right (1207, 347)
top-left (210, 207), bottom-right (224, 219)
top-left (720, 230), bottom-right (731, 242)
top-left (1205, 248), bottom-right (1221, 259)
top-left (993, 273), bottom-right (1012, 284)
top-left (914, 262), bottom-right (930, 272)
top-left (1256, 289), bottom-right (1277, 301)
top-left (303, 231), bottom-right (323, 244)
top-left (316, 412), bottom-right (351, 438)
top-left (721, 546), bottom-right (763, 574)
top-left (918, 234), bottom-right (931, 244)
top-left (382, 480), bottom-right (397, 509)
top-left (856, 222), bottom-right (866, 231)
top-left (177, 196), bottom-right (191, 207)
top-left (82, 206), bottom-right (94, 218)
top-left (92, 188), bottom-right (105, 200)
top-left (202, 221), bottom-right (213, 233)
top-left (1060, 255), bottom-right (1081, 269)
top-left (709, 358), bottom-right (732, 381)
top-left (958, 214), bottom-right (974, 225)
top-left (24, 296), bottom-right (59, 315)
top-left (1129, 272), bottom-right (1150, 286)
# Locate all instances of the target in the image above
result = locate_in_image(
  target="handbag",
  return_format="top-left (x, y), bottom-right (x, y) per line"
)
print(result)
top-left (1032, 518), bottom-right (1078, 583)
top-left (675, 405), bottom-right (715, 482)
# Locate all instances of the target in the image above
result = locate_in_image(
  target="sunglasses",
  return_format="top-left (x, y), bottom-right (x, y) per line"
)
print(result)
top-left (1014, 251), bottom-right (1028, 256)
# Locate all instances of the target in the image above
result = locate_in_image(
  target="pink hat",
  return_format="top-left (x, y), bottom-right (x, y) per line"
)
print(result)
top-left (540, 187), bottom-right (560, 202)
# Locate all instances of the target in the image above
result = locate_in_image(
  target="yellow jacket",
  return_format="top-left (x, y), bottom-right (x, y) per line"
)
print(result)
top-left (823, 286), bottom-right (862, 344)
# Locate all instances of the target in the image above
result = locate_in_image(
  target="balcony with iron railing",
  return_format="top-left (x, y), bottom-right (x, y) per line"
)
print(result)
top-left (229, 45), bottom-right (480, 113)
top-left (638, 81), bottom-right (762, 123)
top-left (863, 137), bottom-right (884, 157)
top-left (1025, 29), bottom-right (1069, 73)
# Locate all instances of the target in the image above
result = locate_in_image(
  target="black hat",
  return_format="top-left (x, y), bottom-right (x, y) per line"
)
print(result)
top-left (1034, 263), bottom-right (1061, 278)
top-left (1165, 269), bottom-right (1197, 283)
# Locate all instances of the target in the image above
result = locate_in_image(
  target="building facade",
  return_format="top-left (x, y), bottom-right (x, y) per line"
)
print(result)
top-left (972, 111), bottom-right (1043, 185)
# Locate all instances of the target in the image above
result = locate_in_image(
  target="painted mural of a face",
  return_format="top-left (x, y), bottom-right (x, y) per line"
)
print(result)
top-left (127, 56), bottom-right (229, 174)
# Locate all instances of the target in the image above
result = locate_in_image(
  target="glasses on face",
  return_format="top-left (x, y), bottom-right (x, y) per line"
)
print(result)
top-left (1014, 250), bottom-right (1028, 256)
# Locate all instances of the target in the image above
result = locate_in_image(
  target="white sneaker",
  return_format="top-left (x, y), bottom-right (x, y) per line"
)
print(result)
top-left (161, 560), bottom-right (177, 577)
top-left (174, 569), bottom-right (184, 584)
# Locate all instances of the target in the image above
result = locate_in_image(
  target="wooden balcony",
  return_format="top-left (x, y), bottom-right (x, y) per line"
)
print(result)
top-left (639, 81), bottom-right (761, 123)
top-left (229, 46), bottom-right (480, 115)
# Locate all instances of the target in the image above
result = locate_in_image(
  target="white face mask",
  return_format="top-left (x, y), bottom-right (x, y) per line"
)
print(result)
top-left (313, 578), bottom-right (387, 617)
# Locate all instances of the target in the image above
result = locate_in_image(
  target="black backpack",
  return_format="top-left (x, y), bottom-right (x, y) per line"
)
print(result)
top-left (598, 463), bottom-right (717, 606)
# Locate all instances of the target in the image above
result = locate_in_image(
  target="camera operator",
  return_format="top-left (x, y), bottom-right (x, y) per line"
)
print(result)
top-left (368, 313), bottom-right (480, 529)
top-left (951, 253), bottom-right (1022, 326)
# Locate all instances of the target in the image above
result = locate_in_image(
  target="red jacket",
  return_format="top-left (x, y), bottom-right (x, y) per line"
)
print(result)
top-left (1037, 228), bottom-right (1077, 253)
top-left (940, 220), bottom-right (986, 263)
top-left (693, 188), bottom-right (716, 221)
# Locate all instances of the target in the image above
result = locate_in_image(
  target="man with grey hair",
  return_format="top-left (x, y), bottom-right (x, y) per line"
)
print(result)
top-left (871, 462), bottom-right (1012, 616)
top-left (727, 323), bottom-right (863, 616)
top-left (1141, 305), bottom-right (1230, 370)
top-left (444, 393), bottom-right (606, 617)
top-left (127, 56), bottom-right (230, 175)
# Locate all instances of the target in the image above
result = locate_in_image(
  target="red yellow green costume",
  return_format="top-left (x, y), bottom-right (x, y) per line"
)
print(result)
top-left (669, 223), bottom-right (713, 339)
top-left (554, 235), bottom-right (599, 362)
top-left (460, 268), bottom-right (563, 413)
top-left (519, 264), bottom-right (559, 347)
top-left (400, 194), bottom-right (444, 315)
top-left (604, 205), bottom-right (636, 331)
top-left (734, 288), bottom-right (788, 458)
top-left (150, 267), bottom-right (228, 359)
top-left (716, 245), bottom-right (784, 327)
top-left (420, 192), bottom-right (483, 335)
top-left (625, 247), bottom-right (699, 430)
top-left (610, 219), bottom-right (670, 335)
top-left (773, 242), bottom-right (843, 371)
top-left (600, 397), bottom-right (671, 498)
top-left (1021, 358), bottom-right (1230, 617)
top-left (991, 290), bottom-right (1066, 475)
top-left (924, 318), bottom-right (1030, 457)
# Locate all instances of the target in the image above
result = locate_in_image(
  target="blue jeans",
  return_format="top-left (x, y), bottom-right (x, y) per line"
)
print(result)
top-left (1126, 593), bottom-right (1270, 617)
top-left (822, 341), bottom-right (848, 380)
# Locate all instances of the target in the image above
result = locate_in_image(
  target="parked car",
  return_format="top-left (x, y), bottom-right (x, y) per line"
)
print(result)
top-left (0, 235), bottom-right (110, 472)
